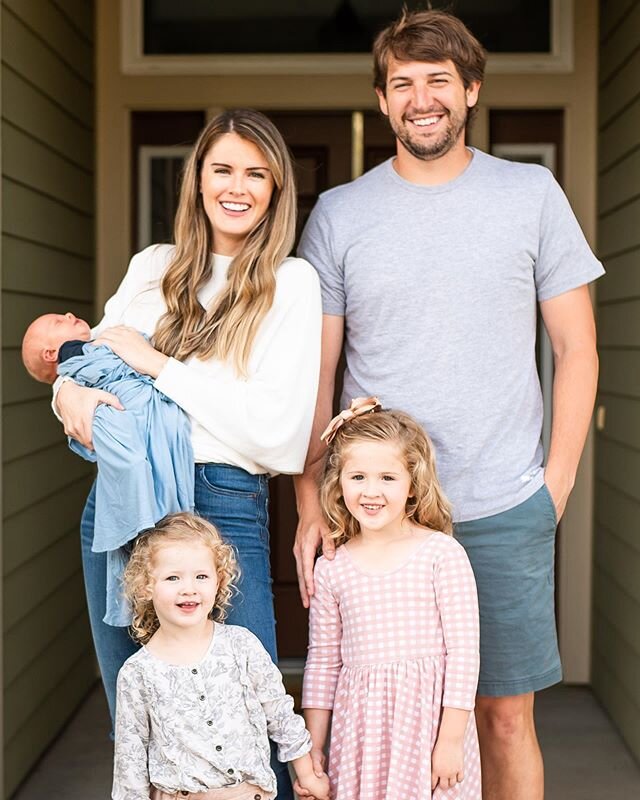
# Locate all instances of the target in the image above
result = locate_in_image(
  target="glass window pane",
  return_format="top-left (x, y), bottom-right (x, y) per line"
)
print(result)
top-left (143, 0), bottom-right (551, 56)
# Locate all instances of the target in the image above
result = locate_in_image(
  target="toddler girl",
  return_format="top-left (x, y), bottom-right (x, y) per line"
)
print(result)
top-left (113, 512), bottom-right (330, 800)
top-left (302, 399), bottom-right (481, 800)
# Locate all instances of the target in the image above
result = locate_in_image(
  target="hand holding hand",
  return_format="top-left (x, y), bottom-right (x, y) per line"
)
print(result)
top-left (94, 326), bottom-right (168, 378)
top-left (309, 746), bottom-right (327, 775)
top-left (294, 769), bottom-right (330, 800)
top-left (56, 380), bottom-right (123, 450)
top-left (293, 748), bottom-right (330, 800)
top-left (431, 737), bottom-right (464, 792)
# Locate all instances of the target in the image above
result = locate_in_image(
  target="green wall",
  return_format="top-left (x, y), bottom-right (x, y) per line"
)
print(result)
top-left (1, 0), bottom-right (96, 794)
top-left (593, 0), bottom-right (640, 763)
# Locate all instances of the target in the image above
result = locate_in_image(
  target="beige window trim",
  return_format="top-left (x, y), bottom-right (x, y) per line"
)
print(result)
top-left (121, 0), bottom-right (573, 76)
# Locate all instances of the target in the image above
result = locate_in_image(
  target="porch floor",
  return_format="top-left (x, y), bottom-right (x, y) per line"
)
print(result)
top-left (13, 683), bottom-right (640, 799)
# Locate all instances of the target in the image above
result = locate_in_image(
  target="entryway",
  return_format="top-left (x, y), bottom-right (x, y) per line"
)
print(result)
top-left (13, 683), bottom-right (640, 799)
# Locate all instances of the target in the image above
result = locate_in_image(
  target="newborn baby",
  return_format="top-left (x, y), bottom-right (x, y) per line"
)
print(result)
top-left (21, 311), bottom-right (194, 626)
top-left (22, 312), bottom-right (93, 383)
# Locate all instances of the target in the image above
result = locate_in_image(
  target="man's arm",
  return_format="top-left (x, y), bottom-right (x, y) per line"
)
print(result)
top-left (293, 314), bottom-right (344, 607)
top-left (540, 284), bottom-right (599, 520)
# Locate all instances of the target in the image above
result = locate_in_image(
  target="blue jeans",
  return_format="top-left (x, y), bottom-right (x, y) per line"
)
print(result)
top-left (80, 482), bottom-right (138, 726)
top-left (80, 464), bottom-right (292, 799)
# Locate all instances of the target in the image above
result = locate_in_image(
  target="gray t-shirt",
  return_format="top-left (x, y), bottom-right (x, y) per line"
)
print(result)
top-left (299, 148), bottom-right (604, 522)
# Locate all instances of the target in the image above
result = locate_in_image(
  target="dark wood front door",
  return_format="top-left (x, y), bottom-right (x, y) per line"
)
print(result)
top-left (266, 112), bottom-right (352, 658)
top-left (266, 112), bottom-right (396, 657)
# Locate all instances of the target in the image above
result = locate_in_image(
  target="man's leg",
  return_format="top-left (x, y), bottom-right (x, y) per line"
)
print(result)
top-left (475, 693), bottom-right (543, 800)
top-left (455, 486), bottom-right (561, 800)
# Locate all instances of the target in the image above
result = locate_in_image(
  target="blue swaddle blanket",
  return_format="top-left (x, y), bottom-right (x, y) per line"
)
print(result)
top-left (58, 340), bottom-right (194, 625)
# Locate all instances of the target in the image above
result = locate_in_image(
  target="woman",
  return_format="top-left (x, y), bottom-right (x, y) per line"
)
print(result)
top-left (55, 109), bottom-right (321, 799)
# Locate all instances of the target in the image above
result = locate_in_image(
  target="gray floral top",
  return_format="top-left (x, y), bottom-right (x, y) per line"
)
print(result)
top-left (112, 624), bottom-right (311, 799)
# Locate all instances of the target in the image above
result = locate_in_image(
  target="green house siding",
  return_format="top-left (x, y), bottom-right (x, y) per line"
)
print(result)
top-left (594, 0), bottom-right (640, 762)
top-left (1, 0), bottom-right (96, 794)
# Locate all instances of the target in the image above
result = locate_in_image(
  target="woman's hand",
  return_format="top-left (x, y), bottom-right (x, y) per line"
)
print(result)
top-left (94, 326), bottom-right (169, 378)
top-left (56, 380), bottom-right (123, 450)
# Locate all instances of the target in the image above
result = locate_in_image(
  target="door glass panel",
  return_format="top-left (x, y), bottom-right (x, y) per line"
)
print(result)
top-left (131, 110), bottom-right (205, 253)
top-left (138, 147), bottom-right (191, 249)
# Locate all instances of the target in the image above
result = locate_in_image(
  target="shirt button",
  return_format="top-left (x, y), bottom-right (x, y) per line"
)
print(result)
top-left (254, 795), bottom-right (262, 800)
top-left (191, 668), bottom-right (198, 674)
top-left (199, 695), bottom-right (205, 701)
top-left (227, 768), bottom-right (234, 774)
top-left (207, 720), bottom-right (213, 726)
top-left (180, 793), bottom-right (189, 797)
top-left (216, 745), bottom-right (222, 751)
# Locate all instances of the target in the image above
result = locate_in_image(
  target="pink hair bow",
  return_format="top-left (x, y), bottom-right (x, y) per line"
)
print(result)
top-left (320, 396), bottom-right (382, 445)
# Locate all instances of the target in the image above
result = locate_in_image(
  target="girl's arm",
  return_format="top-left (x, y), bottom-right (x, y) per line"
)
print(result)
top-left (237, 628), bottom-right (330, 799)
top-left (238, 627), bottom-right (314, 762)
top-left (303, 707), bottom-right (332, 770)
top-left (430, 707), bottom-right (470, 791)
top-left (302, 558), bottom-right (343, 712)
top-left (434, 538), bottom-right (480, 711)
top-left (112, 665), bottom-right (151, 800)
top-left (431, 539), bottom-right (480, 791)
top-left (299, 558), bottom-right (342, 786)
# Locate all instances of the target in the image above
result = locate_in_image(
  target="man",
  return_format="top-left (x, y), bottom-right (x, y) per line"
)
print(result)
top-left (294, 9), bottom-right (603, 800)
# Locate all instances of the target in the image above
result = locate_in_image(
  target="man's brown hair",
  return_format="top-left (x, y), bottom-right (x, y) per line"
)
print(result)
top-left (373, 8), bottom-right (487, 94)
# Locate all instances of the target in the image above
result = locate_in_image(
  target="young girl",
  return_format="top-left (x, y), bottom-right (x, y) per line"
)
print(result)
top-left (113, 512), bottom-right (330, 800)
top-left (302, 399), bottom-right (481, 800)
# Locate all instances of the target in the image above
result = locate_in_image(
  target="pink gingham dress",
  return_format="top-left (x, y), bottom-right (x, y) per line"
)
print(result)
top-left (302, 532), bottom-right (481, 800)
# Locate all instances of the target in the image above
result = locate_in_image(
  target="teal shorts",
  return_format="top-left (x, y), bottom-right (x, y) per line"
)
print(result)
top-left (454, 485), bottom-right (562, 697)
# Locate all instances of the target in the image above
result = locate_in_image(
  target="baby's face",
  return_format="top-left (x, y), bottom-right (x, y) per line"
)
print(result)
top-left (38, 313), bottom-right (91, 348)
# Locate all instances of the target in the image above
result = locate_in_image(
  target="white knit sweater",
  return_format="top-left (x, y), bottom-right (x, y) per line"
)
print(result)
top-left (55, 244), bottom-right (322, 475)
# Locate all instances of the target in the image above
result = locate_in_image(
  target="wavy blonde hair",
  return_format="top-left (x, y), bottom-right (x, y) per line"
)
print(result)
top-left (123, 512), bottom-right (239, 644)
top-left (153, 108), bottom-right (297, 375)
top-left (320, 409), bottom-right (452, 547)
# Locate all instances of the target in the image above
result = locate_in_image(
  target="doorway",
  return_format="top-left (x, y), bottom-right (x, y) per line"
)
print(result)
top-left (132, 109), bottom-right (395, 657)
top-left (262, 111), bottom-right (395, 657)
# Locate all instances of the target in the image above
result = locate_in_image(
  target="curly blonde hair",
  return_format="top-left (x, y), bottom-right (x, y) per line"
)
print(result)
top-left (320, 409), bottom-right (452, 547)
top-left (123, 512), bottom-right (239, 644)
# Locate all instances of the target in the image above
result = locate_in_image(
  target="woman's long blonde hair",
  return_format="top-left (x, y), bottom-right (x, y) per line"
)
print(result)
top-left (320, 409), bottom-right (453, 547)
top-left (123, 512), bottom-right (239, 644)
top-left (153, 109), bottom-right (297, 374)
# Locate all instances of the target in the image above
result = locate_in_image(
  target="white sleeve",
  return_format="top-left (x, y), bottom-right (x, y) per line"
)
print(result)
top-left (240, 629), bottom-right (312, 763)
top-left (51, 245), bottom-right (167, 417)
top-left (302, 558), bottom-right (342, 710)
top-left (154, 260), bottom-right (322, 474)
top-left (92, 245), bottom-right (166, 336)
top-left (435, 539), bottom-right (480, 711)
top-left (112, 665), bottom-right (151, 800)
